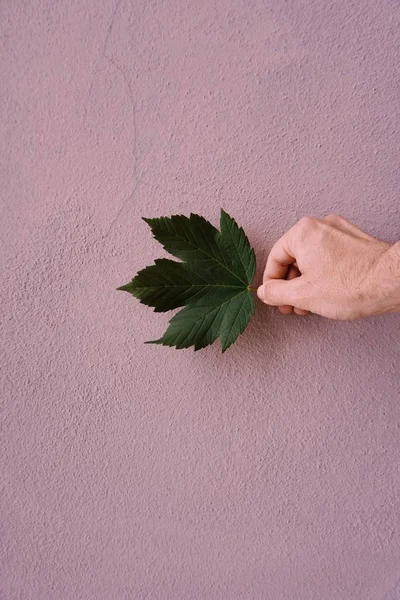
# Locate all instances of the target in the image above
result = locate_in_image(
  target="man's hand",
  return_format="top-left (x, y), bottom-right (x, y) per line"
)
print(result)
top-left (257, 215), bottom-right (400, 320)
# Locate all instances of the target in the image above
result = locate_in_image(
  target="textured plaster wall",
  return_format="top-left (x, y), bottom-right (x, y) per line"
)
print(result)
top-left (1, 1), bottom-right (400, 599)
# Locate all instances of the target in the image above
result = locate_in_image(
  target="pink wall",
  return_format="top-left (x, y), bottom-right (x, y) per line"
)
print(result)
top-left (2, 1), bottom-right (400, 598)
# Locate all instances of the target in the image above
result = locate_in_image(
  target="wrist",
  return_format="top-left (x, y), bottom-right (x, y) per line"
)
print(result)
top-left (369, 242), bottom-right (400, 316)
top-left (389, 242), bottom-right (400, 312)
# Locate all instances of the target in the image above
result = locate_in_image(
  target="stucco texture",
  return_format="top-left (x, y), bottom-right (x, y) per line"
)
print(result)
top-left (1, 1), bottom-right (400, 598)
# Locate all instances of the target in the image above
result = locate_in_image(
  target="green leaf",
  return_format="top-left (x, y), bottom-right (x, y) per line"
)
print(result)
top-left (118, 209), bottom-right (256, 352)
top-left (118, 259), bottom-right (244, 313)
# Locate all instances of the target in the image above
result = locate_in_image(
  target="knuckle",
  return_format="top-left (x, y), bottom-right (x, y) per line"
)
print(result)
top-left (298, 216), bottom-right (318, 230)
top-left (325, 214), bottom-right (337, 223)
top-left (325, 214), bottom-right (344, 226)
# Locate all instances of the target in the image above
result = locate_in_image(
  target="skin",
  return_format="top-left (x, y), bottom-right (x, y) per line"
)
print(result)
top-left (257, 215), bottom-right (400, 320)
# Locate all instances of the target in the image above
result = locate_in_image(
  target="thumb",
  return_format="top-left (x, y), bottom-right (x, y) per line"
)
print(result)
top-left (257, 278), bottom-right (305, 307)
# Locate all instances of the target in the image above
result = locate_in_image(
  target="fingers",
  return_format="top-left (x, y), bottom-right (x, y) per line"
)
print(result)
top-left (287, 264), bottom-right (300, 280)
top-left (263, 217), bottom-right (321, 283)
top-left (263, 220), bottom-right (313, 316)
top-left (293, 307), bottom-right (308, 316)
top-left (278, 305), bottom-right (294, 315)
top-left (323, 214), bottom-right (375, 241)
top-left (262, 228), bottom-right (297, 282)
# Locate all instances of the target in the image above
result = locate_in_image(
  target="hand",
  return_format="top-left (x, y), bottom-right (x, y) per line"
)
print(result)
top-left (257, 215), bottom-right (400, 320)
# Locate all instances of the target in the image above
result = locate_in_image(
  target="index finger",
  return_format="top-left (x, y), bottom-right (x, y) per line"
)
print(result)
top-left (263, 227), bottom-right (297, 282)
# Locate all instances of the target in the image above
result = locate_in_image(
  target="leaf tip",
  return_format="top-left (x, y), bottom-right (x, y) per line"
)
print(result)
top-left (220, 208), bottom-right (236, 229)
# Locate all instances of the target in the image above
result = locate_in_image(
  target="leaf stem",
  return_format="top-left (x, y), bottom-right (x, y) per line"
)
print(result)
top-left (248, 285), bottom-right (257, 293)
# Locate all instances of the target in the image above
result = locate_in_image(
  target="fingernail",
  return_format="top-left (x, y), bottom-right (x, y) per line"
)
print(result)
top-left (257, 285), bottom-right (265, 302)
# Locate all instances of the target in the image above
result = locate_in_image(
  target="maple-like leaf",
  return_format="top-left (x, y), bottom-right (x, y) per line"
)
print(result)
top-left (118, 209), bottom-right (256, 352)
